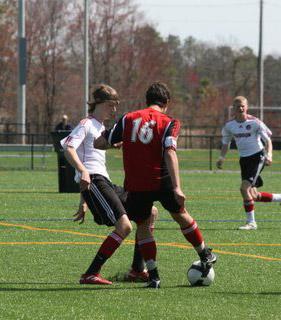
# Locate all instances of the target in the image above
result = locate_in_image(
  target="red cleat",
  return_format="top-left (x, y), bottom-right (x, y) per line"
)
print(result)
top-left (79, 273), bottom-right (112, 285)
top-left (126, 269), bottom-right (149, 282)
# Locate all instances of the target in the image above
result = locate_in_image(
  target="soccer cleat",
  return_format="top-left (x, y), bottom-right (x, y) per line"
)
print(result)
top-left (146, 279), bottom-right (161, 289)
top-left (199, 247), bottom-right (217, 269)
top-left (126, 269), bottom-right (149, 282)
top-left (79, 273), bottom-right (112, 285)
top-left (238, 222), bottom-right (257, 230)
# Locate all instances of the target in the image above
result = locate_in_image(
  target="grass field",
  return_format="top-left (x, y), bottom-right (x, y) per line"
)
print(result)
top-left (0, 152), bottom-right (281, 320)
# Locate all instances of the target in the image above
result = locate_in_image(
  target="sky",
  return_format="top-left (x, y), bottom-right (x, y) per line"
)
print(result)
top-left (136, 0), bottom-right (281, 56)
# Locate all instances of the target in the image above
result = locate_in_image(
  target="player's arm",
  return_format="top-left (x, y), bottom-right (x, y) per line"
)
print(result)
top-left (259, 122), bottom-right (273, 166)
top-left (61, 124), bottom-right (91, 190)
top-left (164, 148), bottom-right (186, 208)
top-left (216, 143), bottom-right (229, 169)
top-left (94, 115), bottom-right (125, 149)
top-left (64, 146), bottom-right (91, 191)
top-left (263, 137), bottom-right (273, 166)
top-left (163, 119), bottom-right (185, 207)
top-left (216, 125), bottom-right (232, 169)
top-left (94, 136), bottom-right (111, 149)
top-left (264, 138), bottom-right (273, 165)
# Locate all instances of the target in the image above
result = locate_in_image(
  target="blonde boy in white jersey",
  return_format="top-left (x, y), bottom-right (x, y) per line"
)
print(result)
top-left (217, 96), bottom-right (281, 230)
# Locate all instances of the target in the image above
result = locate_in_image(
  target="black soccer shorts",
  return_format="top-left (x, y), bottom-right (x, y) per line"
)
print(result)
top-left (239, 150), bottom-right (265, 188)
top-left (126, 190), bottom-right (182, 223)
top-left (81, 174), bottom-right (127, 226)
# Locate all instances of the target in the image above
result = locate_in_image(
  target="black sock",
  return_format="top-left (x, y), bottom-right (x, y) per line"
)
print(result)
top-left (85, 253), bottom-right (107, 274)
top-left (131, 241), bottom-right (145, 272)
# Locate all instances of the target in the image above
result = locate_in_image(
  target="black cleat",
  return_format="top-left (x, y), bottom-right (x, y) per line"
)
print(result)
top-left (146, 279), bottom-right (161, 289)
top-left (199, 247), bottom-right (217, 269)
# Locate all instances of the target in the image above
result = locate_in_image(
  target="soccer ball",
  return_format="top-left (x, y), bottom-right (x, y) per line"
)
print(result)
top-left (187, 260), bottom-right (215, 286)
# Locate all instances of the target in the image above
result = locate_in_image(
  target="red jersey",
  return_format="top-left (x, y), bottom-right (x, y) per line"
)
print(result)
top-left (105, 107), bottom-right (180, 192)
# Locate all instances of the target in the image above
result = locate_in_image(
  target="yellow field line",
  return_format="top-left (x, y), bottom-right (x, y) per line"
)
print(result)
top-left (1, 222), bottom-right (280, 261)
top-left (160, 243), bottom-right (281, 262)
top-left (209, 242), bottom-right (281, 247)
top-left (0, 221), bottom-right (109, 240)
top-left (0, 241), bottom-right (102, 245)
top-left (0, 240), bottom-right (280, 262)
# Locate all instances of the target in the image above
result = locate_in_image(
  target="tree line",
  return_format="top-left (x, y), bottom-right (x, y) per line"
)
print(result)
top-left (1, 0), bottom-right (281, 136)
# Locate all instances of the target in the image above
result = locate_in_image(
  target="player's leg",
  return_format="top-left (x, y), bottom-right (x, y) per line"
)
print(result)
top-left (252, 187), bottom-right (281, 203)
top-left (239, 180), bottom-right (257, 230)
top-left (136, 216), bottom-right (160, 288)
top-left (238, 152), bottom-right (264, 230)
top-left (113, 185), bottom-right (152, 282)
top-left (128, 206), bottom-right (158, 282)
top-left (161, 192), bottom-right (217, 268)
top-left (170, 209), bottom-right (217, 267)
top-left (126, 192), bottom-right (160, 288)
top-left (80, 177), bottom-right (132, 285)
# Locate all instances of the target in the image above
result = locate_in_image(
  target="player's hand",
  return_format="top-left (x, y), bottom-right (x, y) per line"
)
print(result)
top-left (113, 142), bottom-right (123, 149)
top-left (73, 210), bottom-right (86, 224)
top-left (73, 201), bottom-right (87, 224)
top-left (174, 187), bottom-right (186, 208)
top-left (216, 158), bottom-right (224, 169)
top-left (80, 171), bottom-right (91, 191)
top-left (265, 155), bottom-right (272, 166)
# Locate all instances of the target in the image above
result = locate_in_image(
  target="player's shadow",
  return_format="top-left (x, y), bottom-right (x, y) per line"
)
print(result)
top-left (0, 283), bottom-right (145, 292)
top-left (0, 191), bottom-right (57, 194)
top-left (171, 286), bottom-right (281, 295)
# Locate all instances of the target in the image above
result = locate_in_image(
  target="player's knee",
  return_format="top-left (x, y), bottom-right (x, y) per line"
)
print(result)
top-left (170, 210), bottom-right (192, 227)
top-left (123, 219), bottom-right (133, 235)
top-left (151, 206), bottom-right (158, 221)
top-left (115, 215), bottom-right (133, 238)
top-left (251, 192), bottom-right (259, 201)
top-left (240, 184), bottom-right (249, 195)
top-left (123, 224), bottom-right (133, 237)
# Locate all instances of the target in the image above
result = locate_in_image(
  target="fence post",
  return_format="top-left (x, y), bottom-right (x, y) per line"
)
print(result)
top-left (31, 134), bottom-right (34, 170)
top-left (209, 136), bottom-right (214, 171)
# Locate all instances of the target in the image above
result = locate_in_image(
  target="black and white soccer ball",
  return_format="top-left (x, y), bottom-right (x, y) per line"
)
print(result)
top-left (187, 260), bottom-right (215, 286)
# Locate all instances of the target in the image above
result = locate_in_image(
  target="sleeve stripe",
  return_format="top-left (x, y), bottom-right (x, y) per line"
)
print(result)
top-left (108, 123), bottom-right (117, 145)
top-left (161, 121), bottom-right (171, 145)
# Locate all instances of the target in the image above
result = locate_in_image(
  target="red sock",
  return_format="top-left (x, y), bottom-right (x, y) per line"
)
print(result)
top-left (138, 237), bottom-right (157, 262)
top-left (86, 232), bottom-right (124, 274)
top-left (257, 192), bottom-right (273, 202)
top-left (98, 232), bottom-right (123, 258)
top-left (181, 220), bottom-right (204, 247)
top-left (244, 199), bottom-right (254, 212)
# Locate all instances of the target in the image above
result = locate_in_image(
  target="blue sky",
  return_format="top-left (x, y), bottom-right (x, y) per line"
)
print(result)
top-left (136, 0), bottom-right (281, 56)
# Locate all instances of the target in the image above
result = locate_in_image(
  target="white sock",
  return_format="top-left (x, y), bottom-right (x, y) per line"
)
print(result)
top-left (272, 194), bottom-right (281, 202)
top-left (246, 211), bottom-right (255, 223)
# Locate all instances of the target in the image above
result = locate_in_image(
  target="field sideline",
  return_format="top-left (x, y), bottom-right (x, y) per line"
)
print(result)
top-left (0, 160), bottom-right (281, 319)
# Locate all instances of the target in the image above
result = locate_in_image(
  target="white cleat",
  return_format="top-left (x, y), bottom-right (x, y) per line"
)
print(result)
top-left (238, 222), bottom-right (257, 230)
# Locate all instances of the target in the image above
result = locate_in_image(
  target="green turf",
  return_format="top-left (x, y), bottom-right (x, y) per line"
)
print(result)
top-left (0, 154), bottom-right (281, 319)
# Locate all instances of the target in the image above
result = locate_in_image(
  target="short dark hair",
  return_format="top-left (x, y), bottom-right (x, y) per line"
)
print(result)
top-left (146, 82), bottom-right (171, 107)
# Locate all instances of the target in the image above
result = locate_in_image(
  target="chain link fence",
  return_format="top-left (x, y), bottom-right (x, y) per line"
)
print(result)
top-left (1, 132), bottom-right (281, 171)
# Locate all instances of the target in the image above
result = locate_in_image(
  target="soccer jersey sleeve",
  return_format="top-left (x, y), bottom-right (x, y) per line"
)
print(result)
top-left (163, 119), bottom-right (180, 151)
top-left (60, 122), bottom-right (87, 150)
top-left (258, 121), bottom-right (272, 142)
top-left (103, 115), bottom-right (125, 145)
top-left (221, 125), bottom-right (233, 145)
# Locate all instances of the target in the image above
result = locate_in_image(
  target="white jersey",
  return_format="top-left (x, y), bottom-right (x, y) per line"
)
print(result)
top-left (221, 115), bottom-right (272, 157)
top-left (60, 116), bottom-right (110, 182)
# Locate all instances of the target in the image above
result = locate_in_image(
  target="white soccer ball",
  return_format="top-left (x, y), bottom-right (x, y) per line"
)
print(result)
top-left (187, 260), bottom-right (215, 286)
